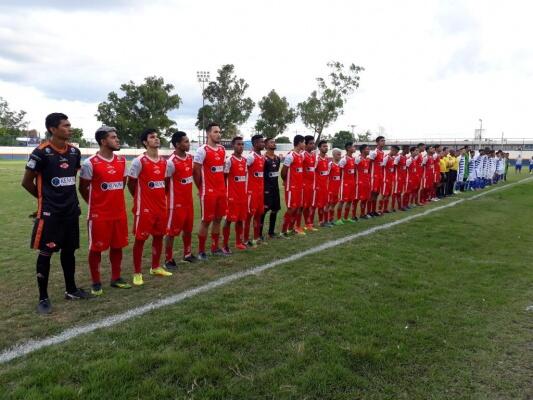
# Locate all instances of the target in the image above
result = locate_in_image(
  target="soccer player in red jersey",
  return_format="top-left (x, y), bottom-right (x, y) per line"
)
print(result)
top-left (127, 129), bottom-right (172, 285)
top-left (338, 142), bottom-right (357, 223)
top-left (164, 131), bottom-right (196, 269)
top-left (301, 135), bottom-right (317, 231)
top-left (313, 140), bottom-right (330, 227)
top-left (281, 135), bottom-right (305, 236)
top-left (379, 145), bottom-right (399, 213)
top-left (421, 145), bottom-right (436, 204)
top-left (244, 134), bottom-right (265, 247)
top-left (414, 143), bottom-right (426, 205)
top-left (328, 148), bottom-right (343, 225)
top-left (406, 146), bottom-right (420, 207)
top-left (193, 123), bottom-right (228, 259)
top-left (355, 144), bottom-right (372, 219)
top-left (222, 136), bottom-right (248, 253)
top-left (79, 126), bottom-right (131, 296)
top-left (433, 145), bottom-right (442, 201)
top-left (396, 145), bottom-right (409, 211)
top-left (368, 136), bottom-right (386, 216)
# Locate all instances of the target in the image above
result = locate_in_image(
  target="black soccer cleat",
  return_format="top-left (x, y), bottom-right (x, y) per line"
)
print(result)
top-left (197, 252), bottom-right (208, 261)
top-left (65, 288), bottom-right (91, 300)
top-left (165, 259), bottom-right (178, 271)
top-left (183, 254), bottom-right (197, 263)
top-left (37, 298), bottom-right (52, 315)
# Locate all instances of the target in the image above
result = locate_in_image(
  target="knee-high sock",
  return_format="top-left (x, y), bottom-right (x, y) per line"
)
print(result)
top-left (269, 211), bottom-right (277, 234)
top-left (235, 221), bottom-right (244, 244)
top-left (88, 250), bottom-right (102, 284)
top-left (253, 214), bottom-right (261, 239)
top-left (164, 237), bottom-right (173, 262)
top-left (109, 248), bottom-right (122, 281)
top-left (282, 211), bottom-right (291, 232)
top-left (360, 201), bottom-right (367, 216)
top-left (210, 233), bottom-right (220, 251)
top-left (151, 235), bottom-right (163, 269)
top-left (244, 214), bottom-right (252, 243)
top-left (336, 205), bottom-right (342, 220)
top-left (260, 212), bottom-right (267, 237)
top-left (60, 248), bottom-right (77, 293)
top-left (318, 208), bottom-right (324, 223)
top-left (133, 239), bottom-right (144, 274)
top-left (223, 223), bottom-right (231, 247)
top-left (183, 232), bottom-right (192, 257)
top-left (36, 252), bottom-right (51, 300)
top-left (198, 234), bottom-right (207, 254)
top-left (303, 208), bottom-right (310, 225)
top-left (352, 200), bottom-right (359, 219)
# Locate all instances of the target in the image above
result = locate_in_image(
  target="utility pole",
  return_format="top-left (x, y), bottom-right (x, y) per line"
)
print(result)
top-left (197, 71), bottom-right (210, 144)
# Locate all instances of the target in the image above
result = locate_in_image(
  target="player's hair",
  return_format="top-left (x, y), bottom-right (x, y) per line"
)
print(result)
top-left (332, 148), bottom-right (342, 155)
top-left (95, 127), bottom-right (116, 146)
top-left (317, 140), bottom-right (327, 148)
top-left (45, 113), bottom-right (68, 133)
top-left (251, 134), bottom-right (264, 145)
top-left (442, 146), bottom-right (448, 151)
top-left (206, 122), bottom-right (220, 133)
top-left (391, 145), bottom-right (400, 151)
top-left (375, 136), bottom-right (385, 143)
top-left (265, 137), bottom-right (275, 144)
top-left (434, 144), bottom-right (441, 149)
top-left (140, 128), bottom-right (158, 148)
top-left (401, 145), bottom-right (410, 152)
top-left (171, 131), bottom-right (187, 147)
top-left (231, 136), bottom-right (243, 145)
top-left (359, 144), bottom-right (368, 152)
top-left (293, 135), bottom-right (305, 146)
top-left (409, 146), bottom-right (417, 152)
top-left (417, 142), bottom-right (425, 148)
top-left (304, 135), bottom-right (314, 145)
top-left (344, 142), bottom-right (353, 150)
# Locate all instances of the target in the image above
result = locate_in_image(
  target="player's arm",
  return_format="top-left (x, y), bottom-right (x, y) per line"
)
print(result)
top-left (165, 159), bottom-right (174, 195)
top-left (127, 157), bottom-right (142, 197)
top-left (78, 179), bottom-right (90, 203)
top-left (78, 158), bottom-right (93, 203)
top-left (21, 148), bottom-right (45, 198)
top-left (192, 147), bottom-right (206, 191)
top-left (281, 152), bottom-right (293, 183)
top-left (21, 169), bottom-right (39, 198)
top-left (127, 177), bottom-right (137, 196)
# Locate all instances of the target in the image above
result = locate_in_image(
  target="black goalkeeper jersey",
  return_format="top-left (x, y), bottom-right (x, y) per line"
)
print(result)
top-left (264, 154), bottom-right (280, 192)
top-left (26, 142), bottom-right (81, 218)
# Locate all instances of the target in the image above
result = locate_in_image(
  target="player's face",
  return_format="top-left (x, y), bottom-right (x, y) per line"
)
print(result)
top-left (319, 143), bottom-right (328, 154)
top-left (208, 126), bottom-right (221, 144)
top-left (390, 148), bottom-right (398, 156)
top-left (296, 141), bottom-right (305, 151)
top-left (254, 138), bottom-right (265, 151)
top-left (346, 145), bottom-right (354, 154)
top-left (51, 119), bottom-right (72, 140)
top-left (266, 139), bottom-right (276, 150)
top-left (179, 136), bottom-right (190, 152)
top-left (233, 140), bottom-right (244, 155)
top-left (145, 133), bottom-right (160, 149)
top-left (333, 152), bottom-right (341, 162)
top-left (306, 141), bottom-right (315, 151)
top-left (104, 131), bottom-right (121, 151)
top-left (377, 138), bottom-right (385, 147)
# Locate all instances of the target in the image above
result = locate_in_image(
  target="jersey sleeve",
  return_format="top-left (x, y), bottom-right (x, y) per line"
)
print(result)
top-left (394, 155), bottom-right (401, 165)
top-left (75, 148), bottom-right (81, 170)
top-left (381, 155), bottom-right (389, 166)
top-left (406, 157), bottom-right (413, 167)
top-left (166, 159), bottom-right (175, 178)
top-left (354, 155), bottom-right (361, 164)
top-left (368, 150), bottom-right (377, 160)
top-left (128, 157), bottom-right (142, 178)
top-left (339, 157), bottom-right (346, 168)
top-left (25, 147), bottom-right (46, 172)
top-left (79, 158), bottom-right (93, 180)
top-left (246, 153), bottom-right (255, 166)
top-left (283, 152), bottom-right (294, 167)
top-left (223, 157), bottom-right (232, 174)
top-left (193, 146), bottom-right (206, 164)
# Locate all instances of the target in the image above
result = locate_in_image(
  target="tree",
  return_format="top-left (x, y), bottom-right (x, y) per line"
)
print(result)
top-left (331, 130), bottom-right (354, 149)
top-left (96, 76), bottom-right (182, 147)
top-left (0, 97), bottom-right (29, 145)
top-left (356, 130), bottom-right (371, 142)
top-left (274, 136), bottom-right (291, 144)
top-left (196, 64), bottom-right (255, 138)
top-left (255, 90), bottom-right (297, 138)
top-left (70, 128), bottom-right (90, 147)
top-left (298, 62), bottom-right (364, 142)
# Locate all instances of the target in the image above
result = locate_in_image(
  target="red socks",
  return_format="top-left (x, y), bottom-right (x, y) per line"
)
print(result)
top-left (109, 248), bottom-right (122, 281)
top-left (211, 233), bottom-right (220, 252)
top-left (151, 235), bottom-right (163, 269)
top-left (133, 239), bottom-right (144, 274)
top-left (88, 250), bottom-right (101, 284)
top-left (89, 249), bottom-right (122, 283)
top-left (198, 234), bottom-right (207, 253)
top-left (223, 224), bottom-right (231, 248)
top-left (183, 232), bottom-right (192, 257)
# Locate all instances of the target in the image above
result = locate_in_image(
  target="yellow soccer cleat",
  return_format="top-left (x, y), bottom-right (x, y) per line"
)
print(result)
top-left (133, 273), bottom-right (144, 286)
top-left (150, 267), bottom-right (173, 277)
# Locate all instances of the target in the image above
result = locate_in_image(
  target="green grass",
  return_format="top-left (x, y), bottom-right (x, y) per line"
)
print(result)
top-left (0, 160), bottom-right (531, 399)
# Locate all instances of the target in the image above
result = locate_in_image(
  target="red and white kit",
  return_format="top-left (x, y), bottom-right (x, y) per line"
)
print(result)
top-left (224, 155), bottom-right (248, 222)
top-left (369, 148), bottom-right (385, 194)
top-left (339, 154), bottom-right (356, 202)
top-left (302, 150), bottom-right (316, 208)
top-left (283, 150), bottom-right (304, 208)
top-left (313, 154), bottom-right (330, 208)
top-left (246, 151), bottom-right (265, 215)
top-left (129, 154), bottom-right (168, 240)
top-left (166, 153), bottom-right (194, 236)
top-left (328, 161), bottom-right (342, 204)
top-left (381, 154), bottom-right (396, 197)
top-left (193, 144), bottom-right (227, 222)
top-left (80, 153), bottom-right (128, 252)
top-left (355, 156), bottom-right (371, 201)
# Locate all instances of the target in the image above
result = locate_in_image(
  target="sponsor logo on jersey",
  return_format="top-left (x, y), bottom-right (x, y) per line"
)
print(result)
top-left (51, 176), bottom-right (76, 187)
top-left (100, 181), bottom-right (124, 191)
top-left (210, 166), bottom-right (224, 173)
top-left (295, 167), bottom-right (303, 173)
top-left (26, 159), bottom-right (36, 169)
top-left (268, 172), bottom-right (279, 178)
top-left (253, 171), bottom-right (264, 178)
top-left (319, 171), bottom-right (329, 176)
top-left (59, 162), bottom-right (69, 169)
top-left (332, 176), bottom-right (341, 181)
top-left (347, 169), bottom-right (355, 174)
top-left (234, 176), bottom-right (246, 182)
top-left (306, 167), bottom-right (315, 172)
top-left (148, 180), bottom-right (165, 189)
top-left (180, 176), bottom-right (193, 185)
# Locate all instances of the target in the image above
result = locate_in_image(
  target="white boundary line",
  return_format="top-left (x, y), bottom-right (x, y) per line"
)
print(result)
top-left (1, 177), bottom-right (531, 365)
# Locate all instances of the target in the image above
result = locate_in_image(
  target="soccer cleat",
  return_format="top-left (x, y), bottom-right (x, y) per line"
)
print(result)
top-left (267, 232), bottom-right (280, 239)
top-left (280, 231), bottom-right (291, 239)
top-left (235, 243), bottom-right (248, 250)
top-left (197, 252), bottom-right (208, 261)
top-left (306, 224), bottom-right (319, 231)
top-left (183, 254), bottom-right (197, 263)
top-left (65, 288), bottom-right (91, 300)
top-left (246, 240), bottom-right (258, 248)
top-left (165, 259), bottom-right (178, 271)
top-left (362, 214), bottom-right (372, 219)
top-left (343, 218), bottom-right (356, 224)
top-left (222, 246), bottom-right (232, 255)
top-left (37, 298), bottom-right (52, 315)
top-left (294, 228), bottom-right (306, 235)
top-left (91, 283), bottom-right (103, 296)
top-left (334, 219), bottom-right (344, 226)
top-left (110, 278), bottom-right (132, 289)
top-left (133, 273), bottom-right (144, 286)
top-left (150, 267), bottom-right (173, 277)
top-left (212, 248), bottom-right (230, 256)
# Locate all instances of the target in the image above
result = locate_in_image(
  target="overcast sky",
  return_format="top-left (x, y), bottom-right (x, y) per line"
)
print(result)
top-left (1, 0), bottom-right (532, 141)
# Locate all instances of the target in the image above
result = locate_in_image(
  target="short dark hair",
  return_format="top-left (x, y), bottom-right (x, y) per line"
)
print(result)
top-left (402, 145), bottom-right (410, 152)
top-left (231, 136), bottom-right (243, 145)
top-left (206, 122), bottom-right (220, 133)
top-left (251, 134), bottom-right (264, 145)
top-left (417, 142), bottom-right (425, 148)
top-left (410, 146), bottom-right (417, 152)
top-left (304, 135), bottom-right (314, 145)
top-left (391, 145), bottom-right (400, 151)
top-left (265, 137), bottom-right (275, 144)
top-left (293, 135), bottom-right (305, 147)
top-left (375, 136), bottom-right (385, 142)
top-left (45, 113), bottom-right (68, 133)
top-left (140, 128), bottom-right (158, 148)
top-left (95, 127), bottom-right (116, 146)
top-left (345, 142), bottom-right (353, 150)
top-left (359, 144), bottom-right (368, 152)
top-left (317, 140), bottom-right (327, 148)
top-left (171, 131), bottom-right (187, 147)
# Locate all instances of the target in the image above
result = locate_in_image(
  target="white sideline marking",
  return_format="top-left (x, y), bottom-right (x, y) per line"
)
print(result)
top-left (1, 177), bottom-right (531, 364)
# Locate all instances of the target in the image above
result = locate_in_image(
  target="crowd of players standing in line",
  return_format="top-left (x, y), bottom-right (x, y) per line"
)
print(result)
top-left (21, 113), bottom-right (511, 314)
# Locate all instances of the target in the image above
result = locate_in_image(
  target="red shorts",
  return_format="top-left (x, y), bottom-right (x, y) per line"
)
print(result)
top-left (166, 204), bottom-right (194, 236)
top-left (88, 218), bottom-right (128, 252)
top-left (328, 190), bottom-right (340, 204)
top-left (285, 188), bottom-right (303, 209)
top-left (356, 183), bottom-right (371, 201)
top-left (302, 185), bottom-right (314, 208)
top-left (340, 183), bottom-right (355, 202)
top-left (371, 174), bottom-right (383, 193)
top-left (201, 193), bottom-right (227, 222)
top-left (133, 211), bottom-right (167, 240)
top-left (247, 191), bottom-right (264, 216)
top-left (227, 200), bottom-right (247, 222)
top-left (313, 188), bottom-right (328, 208)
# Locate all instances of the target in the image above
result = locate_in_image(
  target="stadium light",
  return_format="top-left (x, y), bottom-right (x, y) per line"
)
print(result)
top-left (197, 71), bottom-right (210, 144)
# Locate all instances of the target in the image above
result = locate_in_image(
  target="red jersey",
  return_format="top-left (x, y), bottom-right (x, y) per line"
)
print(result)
top-left (314, 154), bottom-right (330, 191)
top-left (193, 144), bottom-right (226, 196)
top-left (396, 154), bottom-right (408, 193)
top-left (80, 153), bottom-right (127, 221)
top-left (369, 148), bottom-right (385, 180)
top-left (166, 153), bottom-right (193, 208)
top-left (384, 155), bottom-right (396, 185)
top-left (355, 156), bottom-right (371, 186)
top-left (224, 155), bottom-right (247, 201)
top-left (129, 154), bottom-right (167, 215)
top-left (303, 151), bottom-right (317, 188)
top-left (283, 150), bottom-right (304, 191)
top-left (339, 155), bottom-right (356, 187)
top-left (328, 161), bottom-right (342, 194)
top-left (246, 151), bottom-right (265, 193)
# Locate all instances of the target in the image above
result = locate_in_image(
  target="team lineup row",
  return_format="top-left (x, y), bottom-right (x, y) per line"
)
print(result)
top-left (21, 114), bottom-right (508, 314)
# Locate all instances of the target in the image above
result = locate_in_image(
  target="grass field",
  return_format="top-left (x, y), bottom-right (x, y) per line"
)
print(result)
top-left (0, 160), bottom-right (531, 399)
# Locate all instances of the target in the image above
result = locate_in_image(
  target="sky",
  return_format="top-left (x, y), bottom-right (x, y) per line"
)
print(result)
top-left (0, 0), bottom-right (532, 142)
